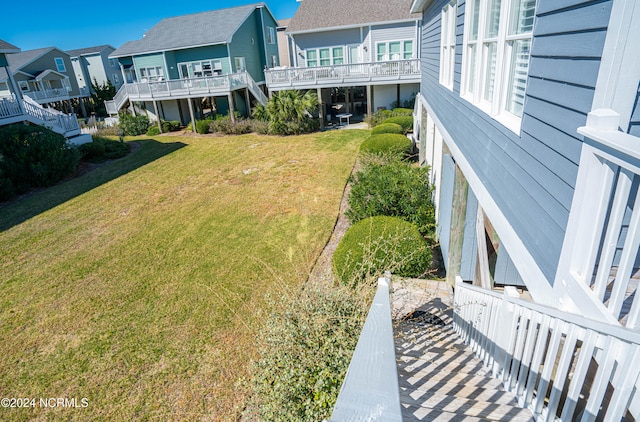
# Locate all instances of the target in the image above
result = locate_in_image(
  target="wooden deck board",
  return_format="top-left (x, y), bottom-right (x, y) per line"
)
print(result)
top-left (392, 279), bottom-right (534, 422)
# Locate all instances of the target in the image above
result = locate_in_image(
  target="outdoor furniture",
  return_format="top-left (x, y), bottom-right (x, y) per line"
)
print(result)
top-left (337, 113), bottom-right (352, 126)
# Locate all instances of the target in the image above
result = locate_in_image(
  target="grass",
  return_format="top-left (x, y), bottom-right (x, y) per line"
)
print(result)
top-left (0, 130), bottom-right (365, 420)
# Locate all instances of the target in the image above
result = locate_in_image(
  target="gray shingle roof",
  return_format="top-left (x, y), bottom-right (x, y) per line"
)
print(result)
top-left (287, 0), bottom-right (420, 33)
top-left (111, 3), bottom-right (265, 58)
top-left (67, 45), bottom-right (114, 57)
top-left (0, 39), bottom-right (20, 53)
top-left (6, 47), bottom-right (55, 70)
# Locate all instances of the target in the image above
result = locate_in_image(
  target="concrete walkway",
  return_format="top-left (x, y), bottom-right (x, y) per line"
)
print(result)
top-left (392, 279), bottom-right (534, 421)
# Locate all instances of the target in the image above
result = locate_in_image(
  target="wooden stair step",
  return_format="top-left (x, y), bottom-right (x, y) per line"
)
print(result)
top-left (400, 382), bottom-right (522, 406)
top-left (397, 351), bottom-right (490, 375)
top-left (401, 400), bottom-right (534, 421)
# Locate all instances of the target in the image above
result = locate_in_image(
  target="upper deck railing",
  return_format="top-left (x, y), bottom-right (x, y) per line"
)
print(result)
top-left (265, 59), bottom-right (421, 90)
top-left (104, 72), bottom-right (265, 114)
top-left (0, 95), bottom-right (23, 120)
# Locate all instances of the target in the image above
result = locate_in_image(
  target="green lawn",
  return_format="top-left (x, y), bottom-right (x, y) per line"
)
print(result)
top-left (0, 130), bottom-right (365, 420)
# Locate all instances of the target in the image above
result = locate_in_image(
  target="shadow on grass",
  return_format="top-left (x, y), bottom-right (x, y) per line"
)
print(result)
top-left (0, 139), bottom-right (186, 232)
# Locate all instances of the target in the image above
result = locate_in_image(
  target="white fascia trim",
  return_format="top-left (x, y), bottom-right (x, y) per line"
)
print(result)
top-left (421, 96), bottom-right (556, 306)
top-left (286, 18), bottom-right (420, 36)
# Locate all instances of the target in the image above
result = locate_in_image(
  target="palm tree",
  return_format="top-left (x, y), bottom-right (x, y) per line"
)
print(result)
top-left (262, 90), bottom-right (320, 135)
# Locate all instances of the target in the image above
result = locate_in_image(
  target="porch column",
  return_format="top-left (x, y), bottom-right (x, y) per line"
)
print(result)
top-left (227, 93), bottom-right (236, 124)
top-left (153, 100), bottom-right (162, 133)
top-left (345, 87), bottom-right (350, 114)
top-left (317, 88), bottom-right (324, 129)
top-left (187, 98), bottom-right (197, 132)
top-left (245, 88), bottom-right (251, 116)
top-left (5, 65), bottom-right (25, 114)
top-left (79, 98), bottom-right (87, 117)
top-left (366, 85), bottom-right (372, 117)
top-left (396, 84), bottom-right (401, 108)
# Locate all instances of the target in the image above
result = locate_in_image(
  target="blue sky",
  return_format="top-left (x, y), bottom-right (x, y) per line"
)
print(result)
top-left (4, 0), bottom-right (300, 52)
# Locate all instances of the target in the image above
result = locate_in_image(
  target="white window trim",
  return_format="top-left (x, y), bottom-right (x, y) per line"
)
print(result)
top-left (54, 57), bottom-right (66, 73)
top-left (460, 0), bottom-right (534, 135)
top-left (234, 57), bottom-right (246, 72)
top-left (440, 1), bottom-right (457, 90)
top-left (375, 39), bottom-right (415, 62)
top-left (177, 60), bottom-right (222, 79)
top-left (62, 77), bottom-right (72, 92)
top-left (305, 46), bottom-right (346, 67)
top-left (267, 26), bottom-right (276, 44)
top-left (18, 81), bottom-right (30, 92)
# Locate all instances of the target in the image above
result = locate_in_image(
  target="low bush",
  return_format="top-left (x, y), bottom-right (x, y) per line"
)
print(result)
top-left (79, 136), bottom-right (130, 162)
top-left (332, 216), bottom-right (431, 286)
top-left (195, 119), bottom-right (212, 134)
top-left (346, 160), bottom-right (435, 236)
top-left (146, 126), bottom-right (161, 136)
top-left (370, 123), bottom-right (404, 135)
top-left (384, 116), bottom-right (413, 133)
top-left (119, 113), bottom-right (149, 136)
top-left (0, 124), bottom-right (80, 201)
top-left (209, 116), bottom-right (253, 135)
top-left (247, 282), bottom-right (371, 421)
top-left (360, 133), bottom-right (411, 157)
top-left (392, 108), bottom-right (414, 116)
top-left (162, 120), bottom-right (181, 132)
top-left (251, 119), bottom-right (270, 135)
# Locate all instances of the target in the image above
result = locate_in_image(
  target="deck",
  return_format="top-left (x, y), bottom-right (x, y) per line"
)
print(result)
top-left (392, 279), bottom-right (534, 421)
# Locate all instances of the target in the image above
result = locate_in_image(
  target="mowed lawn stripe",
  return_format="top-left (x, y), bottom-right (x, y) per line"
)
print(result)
top-left (0, 130), bottom-right (364, 420)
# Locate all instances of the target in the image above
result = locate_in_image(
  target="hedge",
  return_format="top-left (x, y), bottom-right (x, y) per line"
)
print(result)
top-left (384, 116), bottom-right (413, 133)
top-left (370, 123), bottom-right (404, 135)
top-left (360, 133), bottom-right (411, 157)
top-left (332, 216), bottom-right (431, 286)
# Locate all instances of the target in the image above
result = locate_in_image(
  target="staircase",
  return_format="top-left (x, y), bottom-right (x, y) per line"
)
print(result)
top-left (21, 95), bottom-right (82, 139)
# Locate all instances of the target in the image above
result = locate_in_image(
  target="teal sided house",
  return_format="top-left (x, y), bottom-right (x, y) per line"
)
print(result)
top-left (106, 3), bottom-right (277, 129)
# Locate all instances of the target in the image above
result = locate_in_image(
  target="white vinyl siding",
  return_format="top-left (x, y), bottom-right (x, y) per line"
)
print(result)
top-left (440, 1), bottom-right (457, 90)
top-left (461, 0), bottom-right (535, 133)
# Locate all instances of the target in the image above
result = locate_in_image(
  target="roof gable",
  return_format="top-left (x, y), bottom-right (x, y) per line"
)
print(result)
top-left (6, 47), bottom-right (60, 71)
top-left (0, 39), bottom-right (20, 54)
top-left (111, 3), bottom-right (270, 58)
top-left (287, 0), bottom-right (420, 33)
top-left (67, 45), bottom-right (114, 57)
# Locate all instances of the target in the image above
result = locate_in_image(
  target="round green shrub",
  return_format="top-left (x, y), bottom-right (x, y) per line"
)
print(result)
top-left (79, 141), bottom-right (106, 159)
top-left (346, 160), bottom-right (435, 236)
top-left (118, 113), bottom-right (149, 136)
top-left (146, 126), bottom-right (161, 136)
top-left (384, 116), bottom-right (413, 133)
top-left (370, 123), bottom-right (404, 135)
top-left (195, 119), bottom-right (211, 134)
top-left (162, 120), bottom-right (181, 132)
top-left (332, 216), bottom-right (431, 286)
top-left (392, 108), bottom-right (414, 116)
top-left (360, 133), bottom-right (411, 157)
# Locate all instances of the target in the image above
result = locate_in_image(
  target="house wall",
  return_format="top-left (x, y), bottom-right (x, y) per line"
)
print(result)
top-left (165, 45), bottom-right (232, 79)
top-left (99, 49), bottom-right (122, 89)
top-left (628, 85), bottom-right (640, 136)
top-left (86, 54), bottom-right (109, 86)
top-left (71, 57), bottom-right (89, 90)
top-left (133, 53), bottom-right (166, 81)
top-left (370, 21), bottom-right (419, 58)
top-left (21, 49), bottom-right (81, 96)
top-left (229, 8), bottom-right (271, 83)
top-left (373, 83), bottom-right (419, 110)
top-left (420, 0), bottom-right (613, 284)
top-left (292, 29), bottom-right (362, 66)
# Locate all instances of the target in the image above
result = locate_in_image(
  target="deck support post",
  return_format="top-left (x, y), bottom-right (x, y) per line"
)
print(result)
top-left (317, 87), bottom-right (324, 129)
top-left (366, 85), bottom-right (372, 117)
top-left (187, 98), bottom-right (196, 132)
top-left (228, 93), bottom-right (236, 124)
top-left (153, 100), bottom-right (162, 133)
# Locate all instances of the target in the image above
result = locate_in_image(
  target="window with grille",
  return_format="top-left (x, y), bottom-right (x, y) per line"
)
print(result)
top-left (440, 1), bottom-right (457, 90)
top-left (461, 0), bottom-right (535, 133)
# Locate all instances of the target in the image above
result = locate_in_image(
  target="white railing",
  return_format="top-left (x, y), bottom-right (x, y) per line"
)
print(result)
top-left (454, 280), bottom-right (640, 421)
top-left (24, 88), bottom-right (70, 102)
top-left (554, 109), bottom-right (640, 327)
top-left (265, 59), bottom-right (421, 89)
top-left (330, 277), bottom-right (403, 421)
top-left (0, 95), bottom-right (23, 119)
top-left (245, 74), bottom-right (268, 106)
top-left (22, 96), bottom-right (80, 136)
top-left (104, 72), bottom-right (265, 114)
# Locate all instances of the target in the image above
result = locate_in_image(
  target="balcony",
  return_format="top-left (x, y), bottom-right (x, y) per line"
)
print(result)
top-left (265, 59), bottom-right (421, 90)
top-left (0, 96), bottom-right (24, 122)
top-left (105, 72), bottom-right (267, 114)
top-left (23, 88), bottom-right (71, 104)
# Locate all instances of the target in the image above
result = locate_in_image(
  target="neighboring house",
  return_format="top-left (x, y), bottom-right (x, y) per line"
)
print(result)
top-left (410, 0), bottom-right (640, 382)
top-left (0, 47), bottom-right (90, 115)
top-left (106, 2), bottom-right (277, 128)
top-left (68, 45), bottom-right (123, 92)
top-left (265, 0), bottom-right (422, 124)
top-left (0, 41), bottom-right (88, 143)
top-left (276, 18), bottom-right (291, 68)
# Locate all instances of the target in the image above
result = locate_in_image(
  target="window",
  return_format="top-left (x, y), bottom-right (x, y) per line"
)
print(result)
top-left (177, 60), bottom-right (222, 78)
top-left (305, 46), bottom-right (351, 67)
top-left (18, 81), bottom-right (29, 92)
top-left (440, 1), bottom-right (457, 90)
top-left (109, 58), bottom-right (118, 68)
top-left (270, 55), bottom-right (278, 67)
top-left (461, 0), bottom-right (535, 132)
top-left (54, 57), bottom-right (66, 72)
top-left (113, 74), bottom-right (119, 84)
top-left (375, 40), bottom-right (414, 61)
top-left (62, 78), bottom-right (72, 92)
top-left (267, 26), bottom-right (276, 44)
top-left (139, 66), bottom-right (164, 81)
top-left (235, 57), bottom-right (246, 72)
